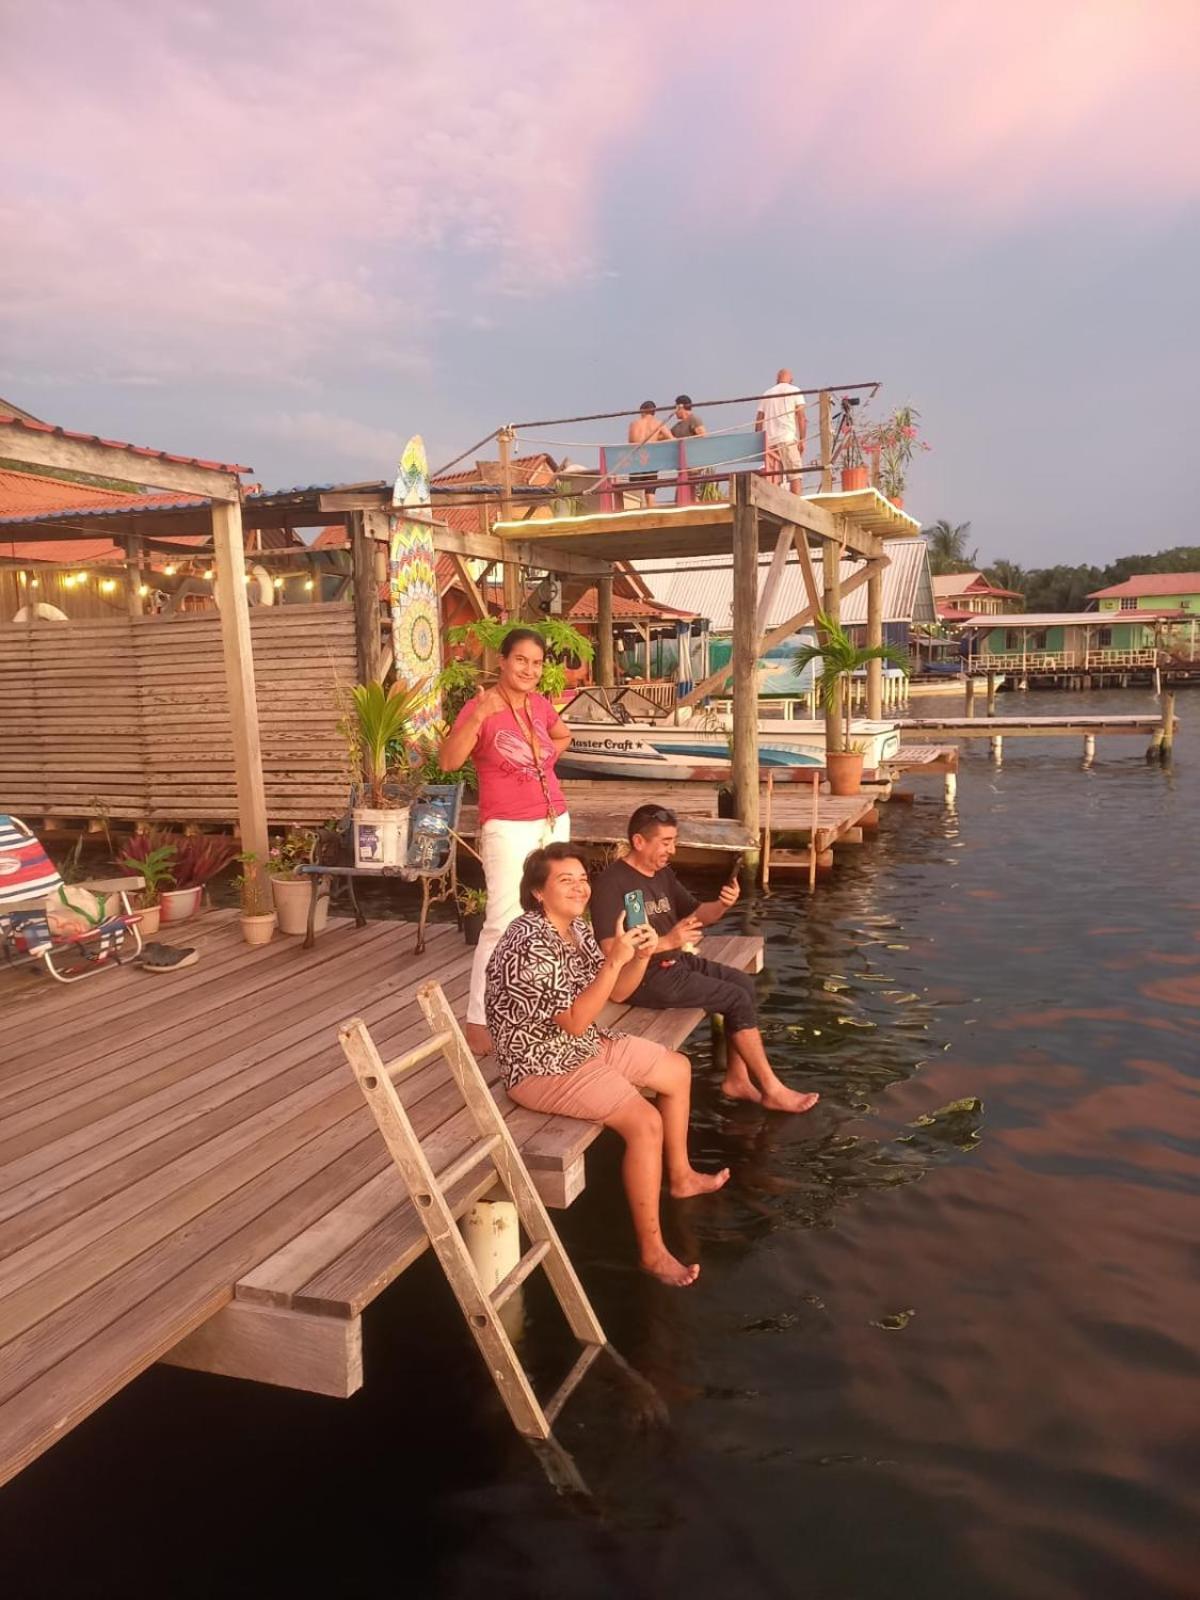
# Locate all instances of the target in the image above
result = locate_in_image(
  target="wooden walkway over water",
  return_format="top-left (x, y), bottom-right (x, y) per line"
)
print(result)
top-left (0, 910), bottom-right (760, 1487)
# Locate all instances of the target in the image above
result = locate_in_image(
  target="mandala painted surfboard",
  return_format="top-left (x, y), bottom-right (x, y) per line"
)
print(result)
top-left (389, 434), bottom-right (442, 735)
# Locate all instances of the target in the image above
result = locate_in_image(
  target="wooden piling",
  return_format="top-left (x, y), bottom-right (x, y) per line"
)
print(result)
top-left (596, 571), bottom-right (615, 687)
top-left (986, 671), bottom-right (997, 716)
top-left (965, 676), bottom-right (976, 718)
top-left (821, 538), bottom-right (842, 756)
top-left (866, 565), bottom-right (884, 720)
top-left (1160, 691), bottom-right (1176, 763)
top-left (350, 509), bottom-right (381, 683)
top-left (730, 476), bottom-right (761, 853)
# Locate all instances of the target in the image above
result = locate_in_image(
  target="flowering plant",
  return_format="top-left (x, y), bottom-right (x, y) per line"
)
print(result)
top-left (858, 404), bottom-right (930, 500)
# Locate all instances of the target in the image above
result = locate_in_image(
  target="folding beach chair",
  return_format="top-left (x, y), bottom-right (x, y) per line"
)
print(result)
top-left (0, 814), bottom-right (144, 983)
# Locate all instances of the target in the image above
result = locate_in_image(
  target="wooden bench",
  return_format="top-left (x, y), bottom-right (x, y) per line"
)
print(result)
top-left (165, 932), bottom-right (764, 1399)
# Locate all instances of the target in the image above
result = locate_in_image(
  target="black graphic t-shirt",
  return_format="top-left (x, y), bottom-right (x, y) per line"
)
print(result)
top-left (590, 859), bottom-right (698, 965)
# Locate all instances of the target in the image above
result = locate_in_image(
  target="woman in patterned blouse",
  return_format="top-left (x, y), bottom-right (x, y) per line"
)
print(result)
top-left (486, 842), bottom-right (729, 1287)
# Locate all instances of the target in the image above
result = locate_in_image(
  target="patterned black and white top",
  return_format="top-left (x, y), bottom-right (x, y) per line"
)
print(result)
top-left (485, 909), bottom-right (614, 1088)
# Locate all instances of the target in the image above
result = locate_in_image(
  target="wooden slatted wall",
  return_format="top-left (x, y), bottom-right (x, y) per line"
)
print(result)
top-left (0, 604), bottom-right (356, 826)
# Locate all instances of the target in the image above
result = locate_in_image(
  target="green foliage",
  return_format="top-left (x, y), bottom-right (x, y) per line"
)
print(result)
top-left (445, 616), bottom-right (593, 697)
top-left (347, 678), bottom-right (428, 807)
top-left (984, 559), bottom-right (1028, 597)
top-left (121, 828), bottom-right (235, 889)
top-left (234, 852), bottom-right (274, 916)
top-left (793, 611), bottom-right (910, 752)
top-left (409, 725), bottom-right (476, 790)
top-left (268, 829), bottom-right (316, 879)
top-left (435, 657), bottom-right (482, 722)
top-left (457, 885), bottom-right (487, 915)
top-left (119, 843), bottom-right (176, 907)
top-left (922, 518), bottom-right (978, 575)
top-left (860, 404), bottom-right (929, 499)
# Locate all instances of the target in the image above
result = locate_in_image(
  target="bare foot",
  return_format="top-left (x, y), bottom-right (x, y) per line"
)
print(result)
top-left (670, 1166), bottom-right (731, 1199)
top-left (721, 1075), bottom-right (763, 1104)
top-left (464, 1022), bottom-right (493, 1058)
top-left (640, 1247), bottom-right (701, 1287)
top-left (760, 1087), bottom-right (820, 1114)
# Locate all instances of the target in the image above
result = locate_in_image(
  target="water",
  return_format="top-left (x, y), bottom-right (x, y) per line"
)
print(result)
top-left (4, 690), bottom-right (1198, 1599)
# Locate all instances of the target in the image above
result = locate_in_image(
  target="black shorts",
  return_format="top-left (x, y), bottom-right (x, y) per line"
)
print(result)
top-left (630, 953), bottom-right (758, 1034)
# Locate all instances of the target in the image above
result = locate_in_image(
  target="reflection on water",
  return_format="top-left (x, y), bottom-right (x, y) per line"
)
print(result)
top-left (2, 689), bottom-right (1198, 1600)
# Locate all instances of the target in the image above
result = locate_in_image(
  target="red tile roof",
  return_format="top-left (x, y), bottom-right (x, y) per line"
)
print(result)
top-left (0, 413), bottom-right (251, 476)
top-left (0, 468), bottom-right (203, 566)
top-left (311, 525), bottom-right (348, 549)
top-left (1087, 572), bottom-right (1200, 599)
top-left (568, 588), bottom-right (695, 622)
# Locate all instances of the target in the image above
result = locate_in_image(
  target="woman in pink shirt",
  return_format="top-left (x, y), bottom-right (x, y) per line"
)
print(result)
top-left (439, 628), bottom-right (572, 1051)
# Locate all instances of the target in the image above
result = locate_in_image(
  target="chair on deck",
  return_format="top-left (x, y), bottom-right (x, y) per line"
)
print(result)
top-left (298, 782), bottom-right (464, 956)
top-left (0, 815), bottom-right (144, 983)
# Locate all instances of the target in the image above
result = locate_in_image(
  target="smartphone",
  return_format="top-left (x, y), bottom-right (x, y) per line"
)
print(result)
top-left (623, 887), bottom-right (648, 928)
top-left (726, 853), bottom-right (744, 885)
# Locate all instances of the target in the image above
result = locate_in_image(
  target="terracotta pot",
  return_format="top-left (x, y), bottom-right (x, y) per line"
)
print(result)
top-left (272, 875), bottom-right (327, 937)
top-left (840, 466), bottom-right (870, 491)
top-left (240, 913), bottom-right (276, 947)
top-left (890, 494), bottom-right (905, 509)
top-left (160, 886), bottom-right (203, 923)
top-left (138, 903), bottom-right (161, 936)
top-left (826, 749), bottom-right (865, 796)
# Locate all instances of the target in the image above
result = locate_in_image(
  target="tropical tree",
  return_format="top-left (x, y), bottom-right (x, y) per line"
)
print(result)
top-left (922, 519), bottom-right (977, 575)
top-left (793, 612), bottom-right (910, 753)
top-left (984, 559), bottom-right (1028, 598)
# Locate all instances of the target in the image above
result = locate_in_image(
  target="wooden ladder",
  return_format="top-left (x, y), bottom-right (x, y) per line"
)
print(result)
top-left (339, 982), bottom-right (657, 1477)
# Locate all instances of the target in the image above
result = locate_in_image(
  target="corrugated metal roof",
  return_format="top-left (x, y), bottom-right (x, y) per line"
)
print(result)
top-left (634, 538), bottom-right (936, 632)
top-left (1088, 572), bottom-right (1200, 598)
top-left (0, 413), bottom-right (250, 475)
top-left (959, 610), bottom-right (1183, 629)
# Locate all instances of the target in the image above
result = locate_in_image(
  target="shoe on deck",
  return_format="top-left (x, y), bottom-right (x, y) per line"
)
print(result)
top-left (137, 942), bottom-right (199, 973)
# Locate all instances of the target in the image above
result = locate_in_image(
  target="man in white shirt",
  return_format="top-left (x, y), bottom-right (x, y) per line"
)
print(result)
top-left (756, 368), bottom-right (806, 493)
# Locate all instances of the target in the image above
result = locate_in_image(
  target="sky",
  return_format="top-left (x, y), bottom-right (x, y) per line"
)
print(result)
top-left (3, 0), bottom-right (1199, 567)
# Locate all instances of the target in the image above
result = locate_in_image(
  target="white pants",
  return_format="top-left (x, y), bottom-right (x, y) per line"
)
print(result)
top-left (467, 812), bottom-right (571, 1024)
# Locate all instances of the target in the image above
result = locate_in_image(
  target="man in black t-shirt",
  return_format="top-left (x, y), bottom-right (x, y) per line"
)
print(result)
top-left (590, 805), bottom-right (819, 1114)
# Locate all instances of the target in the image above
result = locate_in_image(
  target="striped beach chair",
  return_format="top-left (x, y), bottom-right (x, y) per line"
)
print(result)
top-left (0, 814), bottom-right (143, 983)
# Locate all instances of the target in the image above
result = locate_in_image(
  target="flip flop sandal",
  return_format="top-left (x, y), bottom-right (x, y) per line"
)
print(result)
top-left (137, 942), bottom-right (199, 973)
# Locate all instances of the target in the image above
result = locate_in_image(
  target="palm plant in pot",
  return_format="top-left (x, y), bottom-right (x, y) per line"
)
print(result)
top-left (346, 678), bottom-right (429, 871)
top-left (794, 612), bottom-right (910, 795)
top-left (837, 419), bottom-right (870, 492)
top-left (235, 852), bottom-right (276, 946)
top-left (117, 842), bottom-right (176, 937)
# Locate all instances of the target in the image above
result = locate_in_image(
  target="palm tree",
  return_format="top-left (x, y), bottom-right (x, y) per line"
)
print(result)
top-left (985, 558), bottom-right (1028, 598)
top-left (922, 518), bottom-right (977, 575)
top-left (793, 613), bottom-right (910, 752)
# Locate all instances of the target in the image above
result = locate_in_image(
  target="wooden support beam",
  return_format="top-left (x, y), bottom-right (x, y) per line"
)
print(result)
top-left (350, 510), bottom-right (382, 683)
top-left (125, 535), bottom-right (143, 617)
top-left (819, 391), bottom-right (833, 492)
top-left (211, 499), bottom-right (269, 860)
top-left (0, 425), bottom-right (246, 500)
top-left (679, 558), bottom-right (884, 708)
top-left (756, 524), bottom-right (794, 634)
top-left (822, 539), bottom-right (843, 753)
top-left (866, 563), bottom-right (884, 719)
top-left (597, 572), bottom-right (615, 686)
top-left (748, 472), bottom-right (879, 559)
top-left (432, 524), bottom-right (610, 578)
top-left (498, 427), bottom-right (523, 621)
top-left (161, 1299), bottom-right (363, 1399)
top-left (730, 476), bottom-right (761, 844)
top-left (451, 552), bottom-right (490, 621)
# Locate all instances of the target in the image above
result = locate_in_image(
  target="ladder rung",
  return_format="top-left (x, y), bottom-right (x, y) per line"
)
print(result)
top-left (384, 1030), bottom-right (454, 1079)
top-left (491, 1239), bottom-right (551, 1309)
top-left (543, 1341), bottom-right (604, 1428)
top-left (434, 1133), bottom-right (501, 1194)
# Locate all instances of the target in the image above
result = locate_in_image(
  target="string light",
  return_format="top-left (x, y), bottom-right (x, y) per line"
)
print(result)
top-left (272, 577), bottom-right (284, 589)
top-left (205, 569), bottom-right (214, 580)
top-left (139, 584), bottom-right (150, 597)
top-left (303, 579), bottom-right (315, 591)
top-left (163, 564), bottom-right (177, 576)
top-left (30, 577), bottom-right (39, 589)
top-left (62, 575), bottom-right (75, 588)
top-left (17, 571), bottom-right (27, 583)
top-left (74, 573), bottom-right (86, 584)
top-left (100, 578), bottom-right (116, 593)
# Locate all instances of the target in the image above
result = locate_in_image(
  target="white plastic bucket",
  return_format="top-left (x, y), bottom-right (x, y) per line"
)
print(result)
top-left (352, 807), bottom-right (409, 871)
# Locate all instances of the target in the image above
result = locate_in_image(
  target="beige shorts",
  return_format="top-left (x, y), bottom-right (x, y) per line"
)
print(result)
top-left (506, 1033), bottom-right (666, 1122)
top-left (770, 440), bottom-right (803, 473)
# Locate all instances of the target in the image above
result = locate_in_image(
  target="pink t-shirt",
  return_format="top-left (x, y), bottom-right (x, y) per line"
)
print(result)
top-left (454, 692), bottom-right (567, 826)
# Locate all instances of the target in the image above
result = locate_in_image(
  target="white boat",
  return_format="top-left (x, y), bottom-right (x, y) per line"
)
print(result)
top-left (642, 717), bottom-right (899, 772)
top-left (555, 730), bottom-right (738, 783)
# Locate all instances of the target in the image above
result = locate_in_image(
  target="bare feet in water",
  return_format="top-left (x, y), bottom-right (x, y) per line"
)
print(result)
top-left (721, 1074), bottom-right (763, 1103)
top-left (760, 1086), bottom-right (820, 1114)
top-left (464, 1022), bottom-right (493, 1058)
top-left (670, 1166), bottom-right (732, 1199)
top-left (640, 1247), bottom-right (701, 1287)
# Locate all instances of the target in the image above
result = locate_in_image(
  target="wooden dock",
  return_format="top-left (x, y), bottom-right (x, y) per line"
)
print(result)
top-left (896, 713), bottom-right (1170, 739)
top-left (0, 910), bottom-right (760, 1487)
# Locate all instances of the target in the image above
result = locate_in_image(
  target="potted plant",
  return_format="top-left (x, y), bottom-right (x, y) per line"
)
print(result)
top-left (859, 404), bottom-right (929, 507)
top-left (118, 842), bottom-right (176, 937)
top-left (346, 678), bottom-right (429, 871)
top-left (443, 617), bottom-right (594, 709)
top-left (457, 885), bottom-right (487, 946)
top-left (267, 828), bottom-right (326, 936)
top-left (793, 612), bottom-right (910, 795)
top-left (838, 421), bottom-right (870, 492)
top-left (158, 832), bottom-right (239, 922)
top-left (235, 853), bottom-right (276, 945)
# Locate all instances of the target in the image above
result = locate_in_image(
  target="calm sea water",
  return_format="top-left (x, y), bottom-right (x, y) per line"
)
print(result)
top-left (3, 689), bottom-right (1197, 1599)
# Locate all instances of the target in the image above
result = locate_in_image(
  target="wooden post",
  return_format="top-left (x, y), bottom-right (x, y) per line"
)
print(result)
top-left (819, 391), bottom-right (833, 492)
top-left (821, 537), bottom-right (842, 753)
top-left (125, 535), bottom-right (144, 617)
top-left (731, 475), bottom-right (761, 850)
top-left (761, 770), bottom-right (774, 888)
top-left (965, 675), bottom-right (976, 718)
top-left (211, 499), bottom-right (270, 861)
top-left (497, 426), bottom-right (523, 622)
top-left (350, 510), bottom-right (381, 683)
top-left (865, 562), bottom-right (883, 719)
top-left (986, 670), bottom-right (997, 716)
top-left (1160, 690), bottom-right (1176, 763)
top-left (596, 570), bottom-right (614, 687)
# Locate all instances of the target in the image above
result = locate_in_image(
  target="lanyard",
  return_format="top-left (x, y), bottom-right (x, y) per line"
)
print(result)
top-left (502, 691), bottom-right (558, 823)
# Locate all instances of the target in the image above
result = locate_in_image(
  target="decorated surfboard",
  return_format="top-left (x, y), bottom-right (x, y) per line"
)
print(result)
top-left (389, 434), bottom-right (442, 736)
